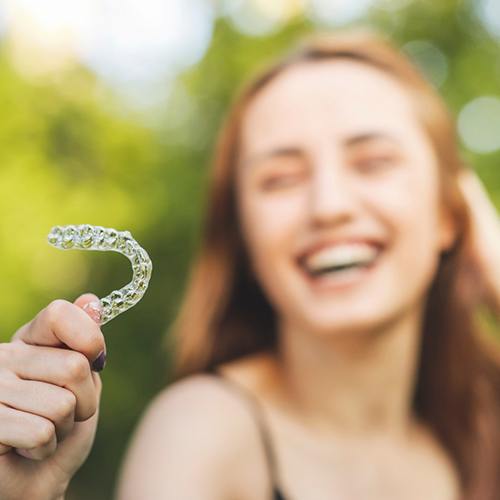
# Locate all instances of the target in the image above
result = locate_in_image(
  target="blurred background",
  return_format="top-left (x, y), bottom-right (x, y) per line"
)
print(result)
top-left (0, 0), bottom-right (498, 498)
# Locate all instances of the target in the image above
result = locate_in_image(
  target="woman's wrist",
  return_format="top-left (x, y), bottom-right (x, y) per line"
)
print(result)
top-left (36, 481), bottom-right (69, 500)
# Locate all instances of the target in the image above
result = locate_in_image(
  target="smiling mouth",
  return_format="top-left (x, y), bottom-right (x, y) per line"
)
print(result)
top-left (308, 260), bottom-right (373, 276)
top-left (297, 243), bottom-right (384, 286)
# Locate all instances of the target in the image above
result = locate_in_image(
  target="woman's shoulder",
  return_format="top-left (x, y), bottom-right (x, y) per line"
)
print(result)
top-left (151, 371), bottom-right (250, 425)
top-left (142, 370), bottom-right (259, 447)
top-left (115, 363), bottom-right (273, 499)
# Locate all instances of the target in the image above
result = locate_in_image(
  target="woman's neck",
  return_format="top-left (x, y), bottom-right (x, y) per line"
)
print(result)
top-left (275, 303), bottom-right (426, 442)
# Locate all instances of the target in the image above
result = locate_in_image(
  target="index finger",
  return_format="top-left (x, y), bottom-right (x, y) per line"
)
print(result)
top-left (13, 299), bottom-right (106, 364)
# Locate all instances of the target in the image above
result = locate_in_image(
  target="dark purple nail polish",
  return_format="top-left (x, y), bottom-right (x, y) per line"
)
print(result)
top-left (91, 350), bottom-right (107, 372)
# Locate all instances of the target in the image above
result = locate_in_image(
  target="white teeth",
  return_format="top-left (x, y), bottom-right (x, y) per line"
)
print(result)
top-left (303, 243), bottom-right (379, 273)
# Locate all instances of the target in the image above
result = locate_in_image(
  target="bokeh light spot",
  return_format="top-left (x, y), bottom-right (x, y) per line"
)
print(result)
top-left (402, 40), bottom-right (448, 87)
top-left (458, 96), bottom-right (500, 154)
top-left (306, 0), bottom-right (375, 26)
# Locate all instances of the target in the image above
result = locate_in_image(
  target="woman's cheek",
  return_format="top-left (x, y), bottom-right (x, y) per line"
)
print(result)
top-left (239, 196), bottom-right (302, 286)
top-left (248, 192), bottom-right (305, 241)
top-left (378, 182), bottom-right (442, 295)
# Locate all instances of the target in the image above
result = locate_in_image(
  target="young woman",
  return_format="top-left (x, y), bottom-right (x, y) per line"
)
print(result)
top-left (1, 29), bottom-right (499, 500)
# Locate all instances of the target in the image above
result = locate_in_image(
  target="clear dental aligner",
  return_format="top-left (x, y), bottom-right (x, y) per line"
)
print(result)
top-left (47, 224), bottom-right (152, 325)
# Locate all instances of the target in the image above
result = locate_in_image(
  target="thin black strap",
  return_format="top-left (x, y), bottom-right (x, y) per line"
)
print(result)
top-left (273, 486), bottom-right (286, 500)
top-left (208, 367), bottom-right (283, 497)
top-left (274, 489), bottom-right (287, 500)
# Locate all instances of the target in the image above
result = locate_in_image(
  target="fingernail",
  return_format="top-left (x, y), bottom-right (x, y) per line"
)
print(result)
top-left (83, 301), bottom-right (102, 325)
top-left (91, 350), bottom-right (107, 372)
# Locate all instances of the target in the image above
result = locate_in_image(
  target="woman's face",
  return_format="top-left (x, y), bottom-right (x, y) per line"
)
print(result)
top-left (236, 60), bottom-right (455, 336)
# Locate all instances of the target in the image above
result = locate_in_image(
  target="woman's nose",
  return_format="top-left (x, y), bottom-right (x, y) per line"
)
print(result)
top-left (308, 164), bottom-right (357, 227)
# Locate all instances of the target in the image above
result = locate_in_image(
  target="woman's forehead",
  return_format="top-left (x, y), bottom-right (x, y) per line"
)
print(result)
top-left (241, 60), bottom-right (419, 150)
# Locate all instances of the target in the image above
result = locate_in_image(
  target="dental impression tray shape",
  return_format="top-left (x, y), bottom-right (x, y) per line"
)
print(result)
top-left (48, 224), bottom-right (152, 325)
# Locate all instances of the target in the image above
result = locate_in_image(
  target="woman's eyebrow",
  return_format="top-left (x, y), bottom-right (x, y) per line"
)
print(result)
top-left (343, 131), bottom-right (401, 148)
top-left (242, 146), bottom-right (303, 169)
top-left (242, 132), bottom-right (401, 168)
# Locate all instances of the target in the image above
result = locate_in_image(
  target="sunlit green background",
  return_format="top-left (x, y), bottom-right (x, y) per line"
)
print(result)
top-left (1, 0), bottom-right (499, 498)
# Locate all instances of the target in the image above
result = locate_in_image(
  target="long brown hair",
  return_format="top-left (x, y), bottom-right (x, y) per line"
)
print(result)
top-left (167, 28), bottom-right (500, 499)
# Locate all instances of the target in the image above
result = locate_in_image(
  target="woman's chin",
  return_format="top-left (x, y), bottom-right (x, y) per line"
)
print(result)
top-left (288, 304), bottom-right (398, 338)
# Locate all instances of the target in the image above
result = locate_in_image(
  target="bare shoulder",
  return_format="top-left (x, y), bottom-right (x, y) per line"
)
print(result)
top-left (114, 372), bottom-right (270, 500)
top-left (135, 372), bottom-right (263, 443)
top-left (148, 372), bottom-right (248, 420)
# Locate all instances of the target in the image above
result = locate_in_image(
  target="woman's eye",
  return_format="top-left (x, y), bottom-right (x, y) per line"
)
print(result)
top-left (260, 173), bottom-right (304, 190)
top-left (355, 156), bottom-right (398, 172)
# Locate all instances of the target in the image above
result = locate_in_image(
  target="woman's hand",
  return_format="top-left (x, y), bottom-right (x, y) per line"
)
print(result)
top-left (0, 294), bottom-right (106, 500)
top-left (458, 168), bottom-right (500, 313)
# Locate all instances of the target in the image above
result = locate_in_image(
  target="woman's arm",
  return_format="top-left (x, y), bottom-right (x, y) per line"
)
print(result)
top-left (458, 168), bottom-right (500, 313)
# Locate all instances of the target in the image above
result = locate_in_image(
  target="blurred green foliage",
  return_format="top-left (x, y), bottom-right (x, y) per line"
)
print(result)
top-left (0, 3), bottom-right (499, 499)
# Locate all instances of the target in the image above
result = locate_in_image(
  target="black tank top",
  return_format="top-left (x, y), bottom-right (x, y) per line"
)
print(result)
top-left (208, 367), bottom-right (289, 500)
